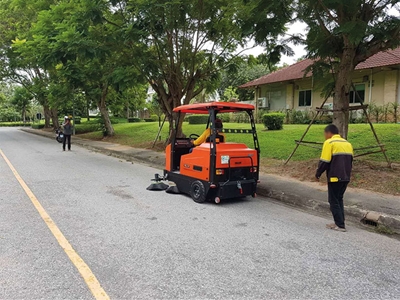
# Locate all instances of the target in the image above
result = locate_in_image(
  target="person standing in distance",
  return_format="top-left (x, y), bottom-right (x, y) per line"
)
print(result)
top-left (316, 124), bottom-right (353, 232)
top-left (62, 116), bottom-right (73, 151)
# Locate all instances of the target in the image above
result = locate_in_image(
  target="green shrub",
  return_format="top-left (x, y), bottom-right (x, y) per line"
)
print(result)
top-left (229, 112), bottom-right (249, 123)
top-left (128, 117), bottom-right (141, 123)
top-left (257, 109), bottom-right (269, 124)
top-left (110, 117), bottom-right (121, 124)
top-left (144, 118), bottom-right (156, 122)
top-left (353, 117), bottom-right (367, 124)
top-left (318, 115), bottom-right (333, 124)
top-left (32, 124), bottom-right (45, 129)
top-left (218, 114), bottom-right (230, 123)
top-left (74, 117), bottom-right (81, 124)
top-left (262, 113), bottom-right (285, 130)
top-left (288, 109), bottom-right (312, 124)
top-left (188, 115), bottom-right (209, 124)
top-left (150, 114), bottom-right (163, 121)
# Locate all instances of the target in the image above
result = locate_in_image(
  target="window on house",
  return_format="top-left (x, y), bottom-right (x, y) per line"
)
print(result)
top-left (298, 90), bottom-right (312, 107)
top-left (349, 84), bottom-right (365, 104)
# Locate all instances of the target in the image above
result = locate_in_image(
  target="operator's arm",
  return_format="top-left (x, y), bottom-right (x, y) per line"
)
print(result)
top-left (316, 140), bottom-right (332, 179)
top-left (193, 128), bottom-right (211, 146)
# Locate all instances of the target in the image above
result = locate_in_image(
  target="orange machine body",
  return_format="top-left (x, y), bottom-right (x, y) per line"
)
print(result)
top-left (165, 143), bottom-right (258, 182)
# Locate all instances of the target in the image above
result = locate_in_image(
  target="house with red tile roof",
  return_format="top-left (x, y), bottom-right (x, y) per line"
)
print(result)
top-left (239, 48), bottom-right (400, 111)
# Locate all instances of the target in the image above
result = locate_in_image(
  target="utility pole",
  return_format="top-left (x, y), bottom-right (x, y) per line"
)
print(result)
top-left (72, 93), bottom-right (76, 135)
top-left (254, 86), bottom-right (259, 123)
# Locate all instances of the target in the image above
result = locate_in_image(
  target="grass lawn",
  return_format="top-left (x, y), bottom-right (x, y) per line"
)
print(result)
top-left (79, 122), bottom-right (400, 163)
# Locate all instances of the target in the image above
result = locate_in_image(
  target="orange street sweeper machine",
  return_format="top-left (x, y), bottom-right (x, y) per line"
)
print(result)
top-left (158, 102), bottom-right (260, 204)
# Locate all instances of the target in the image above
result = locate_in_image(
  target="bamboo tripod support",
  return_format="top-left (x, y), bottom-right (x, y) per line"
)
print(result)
top-left (284, 84), bottom-right (391, 167)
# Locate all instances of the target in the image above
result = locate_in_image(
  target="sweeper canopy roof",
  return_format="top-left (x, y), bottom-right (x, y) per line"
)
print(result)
top-left (173, 102), bottom-right (255, 114)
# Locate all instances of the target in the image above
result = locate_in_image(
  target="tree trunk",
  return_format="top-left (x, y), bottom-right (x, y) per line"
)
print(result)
top-left (51, 108), bottom-right (59, 129)
top-left (98, 86), bottom-right (114, 136)
top-left (43, 104), bottom-right (51, 128)
top-left (332, 49), bottom-right (355, 139)
top-left (22, 108), bottom-right (26, 125)
top-left (86, 98), bottom-right (90, 121)
top-left (152, 79), bottom-right (198, 144)
top-left (165, 110), bottom-right (186, 144)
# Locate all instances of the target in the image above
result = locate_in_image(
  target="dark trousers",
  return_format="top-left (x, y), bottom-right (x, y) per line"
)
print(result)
top-left (63, 134), bottom-right (71, 150)
top-left (328, 182), bottom-right (348, 228)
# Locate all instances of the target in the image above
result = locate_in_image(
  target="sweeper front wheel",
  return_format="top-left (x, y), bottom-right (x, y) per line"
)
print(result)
top-left (190, 180), bottom-right (206, 203)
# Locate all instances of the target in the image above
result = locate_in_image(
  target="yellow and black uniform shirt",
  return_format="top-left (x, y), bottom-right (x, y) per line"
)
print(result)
top-left (193, 128), bottom-right (226, 146)
top-left (316, 134), bottom-right (353, 182)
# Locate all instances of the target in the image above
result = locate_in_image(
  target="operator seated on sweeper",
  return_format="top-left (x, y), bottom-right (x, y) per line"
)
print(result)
top-left (189, 118), bottom-right (225, 152)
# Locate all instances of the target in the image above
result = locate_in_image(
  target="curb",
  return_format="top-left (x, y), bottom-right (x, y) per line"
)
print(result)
top-left (21, 128), bottom-right (400, 235)
top-left (257, 183), bottom-right (400, 234)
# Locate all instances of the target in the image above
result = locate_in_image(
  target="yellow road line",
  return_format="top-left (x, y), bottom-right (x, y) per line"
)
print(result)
top-left (0, 149), bottom-right (110, 300)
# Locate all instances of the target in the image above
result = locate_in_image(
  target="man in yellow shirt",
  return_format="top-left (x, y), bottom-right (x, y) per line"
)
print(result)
top-left (192, 118), bottom-right (225, 146)
top-left (316, 124), bottom-right (353, 232)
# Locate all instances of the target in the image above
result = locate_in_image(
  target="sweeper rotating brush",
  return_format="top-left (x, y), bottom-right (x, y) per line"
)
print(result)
top-left (165, 183), bottom-right (180, 194)
top-left (147, 182), bottom-right (169, 191)
top-left (146, 174), bottom-right (169, 191)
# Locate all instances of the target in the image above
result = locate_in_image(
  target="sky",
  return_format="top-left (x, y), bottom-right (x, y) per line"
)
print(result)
top-left (243, 21), bottom-right (308, 66)
top-left (244, 5), bottom-right (400, 67)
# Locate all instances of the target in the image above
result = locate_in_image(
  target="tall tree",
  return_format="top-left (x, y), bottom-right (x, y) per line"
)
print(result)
top-left (297, 0), bottom-right (400, 137)
top-left (11, 86), bottom-right (33, 124)
top-left (219, 55), bottom-right (274, 102)
top-left (104, 0), bottom-right (291, 140)
top-left (0, 0), bottom-right (57, 127)
top-left (15, 0), bottom-right (144, 136)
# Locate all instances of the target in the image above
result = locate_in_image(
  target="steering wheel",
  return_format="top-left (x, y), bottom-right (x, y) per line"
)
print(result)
top-left (189, 133), bottom-right (200, 140)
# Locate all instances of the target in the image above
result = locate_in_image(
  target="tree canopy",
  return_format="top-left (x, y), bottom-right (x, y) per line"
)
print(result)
top-left (2, 0), bottom-right (396, 139)
top-left (298, 0), bottom-right (400, 137)
top-left (92, 0), bottom-right (291, 138)
top-left (0, 0), bottom-right (291, 136)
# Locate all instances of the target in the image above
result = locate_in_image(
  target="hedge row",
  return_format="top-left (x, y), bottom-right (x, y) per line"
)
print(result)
top-left (32, 124), bottom-right (45, 129)
top-left (128, 117), bottom-right (141, 123)
top-left (187, 115), bottom-right (209, 124)
top-left (0, 122), bottom-right (32, 127)
top-left (144, 118), bottom-right (156, 122)
top-left (186, 114), bottom-right (231, 124)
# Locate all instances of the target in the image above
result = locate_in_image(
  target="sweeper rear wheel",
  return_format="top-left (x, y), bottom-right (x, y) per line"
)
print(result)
top-left (190, 180), bottom-right (206, 203)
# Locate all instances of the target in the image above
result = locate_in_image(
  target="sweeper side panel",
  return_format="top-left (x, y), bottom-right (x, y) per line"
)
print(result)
top-left (179, 145), bottom-right (210, 181)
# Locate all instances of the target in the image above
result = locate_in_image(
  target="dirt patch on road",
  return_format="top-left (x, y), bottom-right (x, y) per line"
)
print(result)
top-left (261, 158), bottom-right (400, 196)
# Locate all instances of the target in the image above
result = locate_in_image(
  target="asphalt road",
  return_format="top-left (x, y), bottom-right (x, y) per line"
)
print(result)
top-left (1, 127), bottom-right (399, 300)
